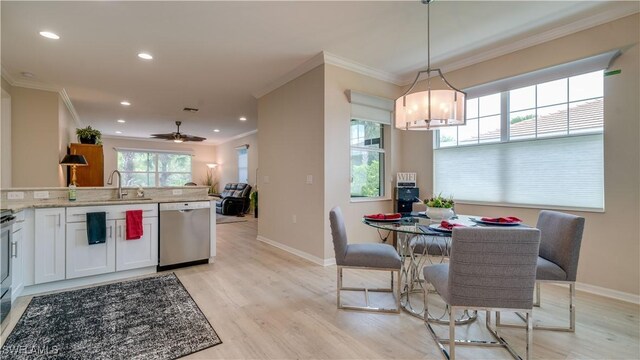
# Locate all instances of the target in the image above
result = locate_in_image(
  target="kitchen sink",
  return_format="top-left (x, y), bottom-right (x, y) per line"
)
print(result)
top-left (105, 197), bottom-right (154, 202)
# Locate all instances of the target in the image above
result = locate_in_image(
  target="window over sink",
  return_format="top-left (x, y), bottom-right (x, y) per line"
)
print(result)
top-left (116, 149), bottom-right (192, 187)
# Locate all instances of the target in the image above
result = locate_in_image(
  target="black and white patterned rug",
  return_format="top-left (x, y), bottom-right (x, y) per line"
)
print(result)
top-left (1, 273), bottom-right (221, 359)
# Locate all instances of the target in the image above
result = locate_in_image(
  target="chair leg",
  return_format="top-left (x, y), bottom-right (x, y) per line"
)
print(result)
top-left (534, 281), bottom-right (541, 307)
top-left (526, 311), bottom-right (533, 360)
top-left (396, 269), bottom-right (401, 313)
top-left (496, 282), bottom-right (576, 332)
top-left (337, 266), bottom-right (342, 309)
top-left (449, 306), bottom-right (456, 360)
top-left (569, 282), bottom-right (576, 332)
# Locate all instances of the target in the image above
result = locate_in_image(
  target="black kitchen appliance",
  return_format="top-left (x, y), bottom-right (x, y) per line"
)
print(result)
top-left (0, 209), bottom-right (15, 332)
top-left (395, 187), bottom-right (420, 216)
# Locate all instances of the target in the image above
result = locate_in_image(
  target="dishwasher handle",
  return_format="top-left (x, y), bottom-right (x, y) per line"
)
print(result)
top-left (178, 209), bottom-right (194, 213)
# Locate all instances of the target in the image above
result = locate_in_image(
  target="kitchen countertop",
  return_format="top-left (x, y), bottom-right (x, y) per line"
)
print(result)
top-left (2, 196), bottom-right (217, 212)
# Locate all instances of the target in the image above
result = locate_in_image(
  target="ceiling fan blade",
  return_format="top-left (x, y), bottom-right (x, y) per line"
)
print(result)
top-left (180, 135), bottom-right (207, 142)
top-left (150, 133), bottom-right (177, 139)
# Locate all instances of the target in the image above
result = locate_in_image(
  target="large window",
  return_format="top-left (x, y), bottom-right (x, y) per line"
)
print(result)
top-left (434, 70), bottom-right (604, 210)
top-left (350, 119), bottom-right (385, 198)
top-left (237, 147), bottom-right (248, 183)
top-left (116, 149), bottom-right (192, 187)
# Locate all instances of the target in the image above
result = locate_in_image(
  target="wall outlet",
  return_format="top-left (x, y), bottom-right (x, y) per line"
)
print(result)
top-left (306, 175), bottom-right (313, 184)
top-left (33, 191), bottom-right (50, 199)
top-left (292, 214), bottom-right (297, 224)
top-left (7, 192), bottom-right (24, 200)
top-left (172, 189), bottom-right (183, 195)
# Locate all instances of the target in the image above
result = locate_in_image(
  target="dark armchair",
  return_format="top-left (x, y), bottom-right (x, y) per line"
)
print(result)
top-left (215, 183), bottom-right (252, 216)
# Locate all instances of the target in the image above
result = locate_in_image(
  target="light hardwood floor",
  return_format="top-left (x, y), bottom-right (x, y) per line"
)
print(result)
top-left (4, 217), bottom-right (640, 359)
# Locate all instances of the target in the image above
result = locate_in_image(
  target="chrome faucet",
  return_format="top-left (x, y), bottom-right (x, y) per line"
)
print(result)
top-left (107, 170), bottom-right (127, 199)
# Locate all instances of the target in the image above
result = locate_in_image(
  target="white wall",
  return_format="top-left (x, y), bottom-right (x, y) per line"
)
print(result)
top-left (323, 65), bottom-right (401, 259)
top-left (1, 78), bottom-right (12, 188)
top-left (9, 86), bottom-right (60, 187)
top-left (101, 136), bottom-right (216, 186)
top-left (258, 65), bottom-right (326, 260)
top-left (214, 131), bottom-right (258, 191)
top-left (402, 14), bottom-right (640, 296)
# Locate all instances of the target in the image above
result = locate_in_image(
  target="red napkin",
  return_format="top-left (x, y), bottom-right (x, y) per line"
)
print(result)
top-left (440, 221), bottom-right (465, 230)
top-left (481, 216), bottom-right (522, 223)
top-left (364, 213), bottom-right (402, 220)
top-left (126, 210), bottom-right (143, 240)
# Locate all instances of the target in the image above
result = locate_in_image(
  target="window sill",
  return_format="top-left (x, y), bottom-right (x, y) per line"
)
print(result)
top-left (454, 200), bottom-right (604, 214)
top-left (350, 197), bottom-right (392, 203)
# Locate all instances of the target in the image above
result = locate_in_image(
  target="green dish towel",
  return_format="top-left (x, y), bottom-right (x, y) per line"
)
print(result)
top-left (86, 212), bottom-right (106, 245)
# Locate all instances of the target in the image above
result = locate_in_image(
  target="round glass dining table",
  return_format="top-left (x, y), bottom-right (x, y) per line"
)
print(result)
top-left (362, 214), bottom-right (480, 324)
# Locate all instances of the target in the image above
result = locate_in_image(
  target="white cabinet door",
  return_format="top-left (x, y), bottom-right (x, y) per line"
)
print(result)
top-left (11, 226), bottom-right (24, 301)
top-left (34, 208), bottom-right (66, 284)
top-left (66, 220), bottom-right (116, 279)
top-left (115, 217), bottom-right (158, 271)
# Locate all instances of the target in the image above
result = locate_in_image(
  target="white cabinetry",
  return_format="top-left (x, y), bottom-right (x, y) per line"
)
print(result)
top-left (10, 211), bottom-right (25, 301)
top-left (116, 217), bottom-right (158, 271)
top-left (66, 220), bottom-right (116, 279)
top-left (65, 204), bottom-right (158, 279)
top-left (34, 208), bottom-right (66, 284)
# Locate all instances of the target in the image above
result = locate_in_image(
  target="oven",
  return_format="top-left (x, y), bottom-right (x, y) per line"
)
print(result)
top-left (0, 209), bottom-right (15, 331)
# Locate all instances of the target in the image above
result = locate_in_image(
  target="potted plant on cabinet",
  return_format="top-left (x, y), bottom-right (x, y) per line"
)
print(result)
top-left (424, 193), bottom-right (455, 220)
top-left (76, 126), bottom-right (102, 144)
top-left (250, 191), bottom-right (258, 218)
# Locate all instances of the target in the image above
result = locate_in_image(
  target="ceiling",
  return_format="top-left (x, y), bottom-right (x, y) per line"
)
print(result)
top-left (1, 1), bottom-right (637, 144)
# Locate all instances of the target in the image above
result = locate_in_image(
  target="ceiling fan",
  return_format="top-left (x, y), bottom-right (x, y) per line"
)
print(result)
top-left (151, 121), bottom-right (206, 143)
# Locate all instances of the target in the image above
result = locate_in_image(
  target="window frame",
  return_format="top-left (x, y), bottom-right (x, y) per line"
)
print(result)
top-left (349, 119), bottom-right (387, 200)
top-left (433, 70), bottom-right (605, 211)
top-left (115, 149), bottom-right (193, 187)
top-left (237, 147), bottom-right (249, 184)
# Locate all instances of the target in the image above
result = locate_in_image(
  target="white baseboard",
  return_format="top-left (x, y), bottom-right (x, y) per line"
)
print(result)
top-left (256, 235), bottom-right (334, 266)
top-left (548, 281), bottom-right (640, 304)
top-left (21, 267), bottom-right (157, 297)
top-left (574, 282), bottom-right (640, 304)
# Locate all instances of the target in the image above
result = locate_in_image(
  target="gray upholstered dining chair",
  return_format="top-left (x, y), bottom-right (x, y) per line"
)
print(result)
top-left (329, 207), bottom-right (402, 313)
top-left (423, 227), bottom-right (541, 360)
top-left (497, 210), bottom-right (585, 332)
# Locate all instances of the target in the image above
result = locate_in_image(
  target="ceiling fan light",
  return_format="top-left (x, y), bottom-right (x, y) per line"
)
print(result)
top-left (173, 139), bottom-right (183, 143)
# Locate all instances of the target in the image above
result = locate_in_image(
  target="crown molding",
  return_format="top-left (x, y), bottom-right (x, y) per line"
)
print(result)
top-left (1, 66), bottom-right (17, 85)
top-left (60, 88), bottom-right (83, 128)
top-left (252, 51), bottom-right (403, 99)
top-left (252, 52), bottom-right (325, 98)
top-left (214, 129), bottom-right (258, 146)
top-left (1, 66), bottom-right (83, 127)
top-left (323, 51), bottom-right (404, 86)
top-left (400, 3), bottom-right (640, 84)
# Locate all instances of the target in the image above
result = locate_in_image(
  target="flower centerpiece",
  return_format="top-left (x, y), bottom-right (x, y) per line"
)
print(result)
top-left (424, 193), bottom-right (455, 220)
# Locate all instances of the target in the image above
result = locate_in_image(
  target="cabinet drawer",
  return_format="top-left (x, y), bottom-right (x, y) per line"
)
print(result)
top-left (66, 203), bottom-right (158, 223)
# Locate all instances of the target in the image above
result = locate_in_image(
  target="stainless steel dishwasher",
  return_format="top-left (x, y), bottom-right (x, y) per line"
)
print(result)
top-left (158, 201), bottom-right (210, 270)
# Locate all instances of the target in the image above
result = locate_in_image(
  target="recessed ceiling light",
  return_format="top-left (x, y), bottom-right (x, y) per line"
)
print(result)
top-left (20, 72), bottom-right (35, 78)
top-left (137, 53), bottom-right (153, 60)
top-left (39, 31), bottom-right (60, 40)
top-left (239, 117), bottom-right (247, 121)
top-left (117, 119), bottom-right (126, 123)
top-left (213, 129), bottom-right (220, 133)
top-left (120, 101), bottom-right (131, 106)
top-left (115, 131), bottom-right (122, 134)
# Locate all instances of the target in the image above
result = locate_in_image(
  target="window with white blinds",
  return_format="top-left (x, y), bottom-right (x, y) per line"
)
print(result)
top-left (434, 66), bottom-right (607, 211)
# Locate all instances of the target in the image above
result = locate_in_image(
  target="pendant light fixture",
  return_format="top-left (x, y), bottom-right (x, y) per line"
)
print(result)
top-left (395, 0), bottom-right (466, 130)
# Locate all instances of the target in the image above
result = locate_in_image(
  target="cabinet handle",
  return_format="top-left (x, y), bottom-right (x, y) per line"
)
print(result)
top-left (109, 225), bottom-right (113, 239)
top-left (118, 225), bottom-right (121, 239)
top-left (57, 214), bottom-right (61, 227)
top-left (11, 241), bottom-right (17, 258)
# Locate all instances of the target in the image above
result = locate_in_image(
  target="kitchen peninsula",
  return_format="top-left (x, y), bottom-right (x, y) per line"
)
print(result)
top-left (0, 186), bottom-right (216, 300)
